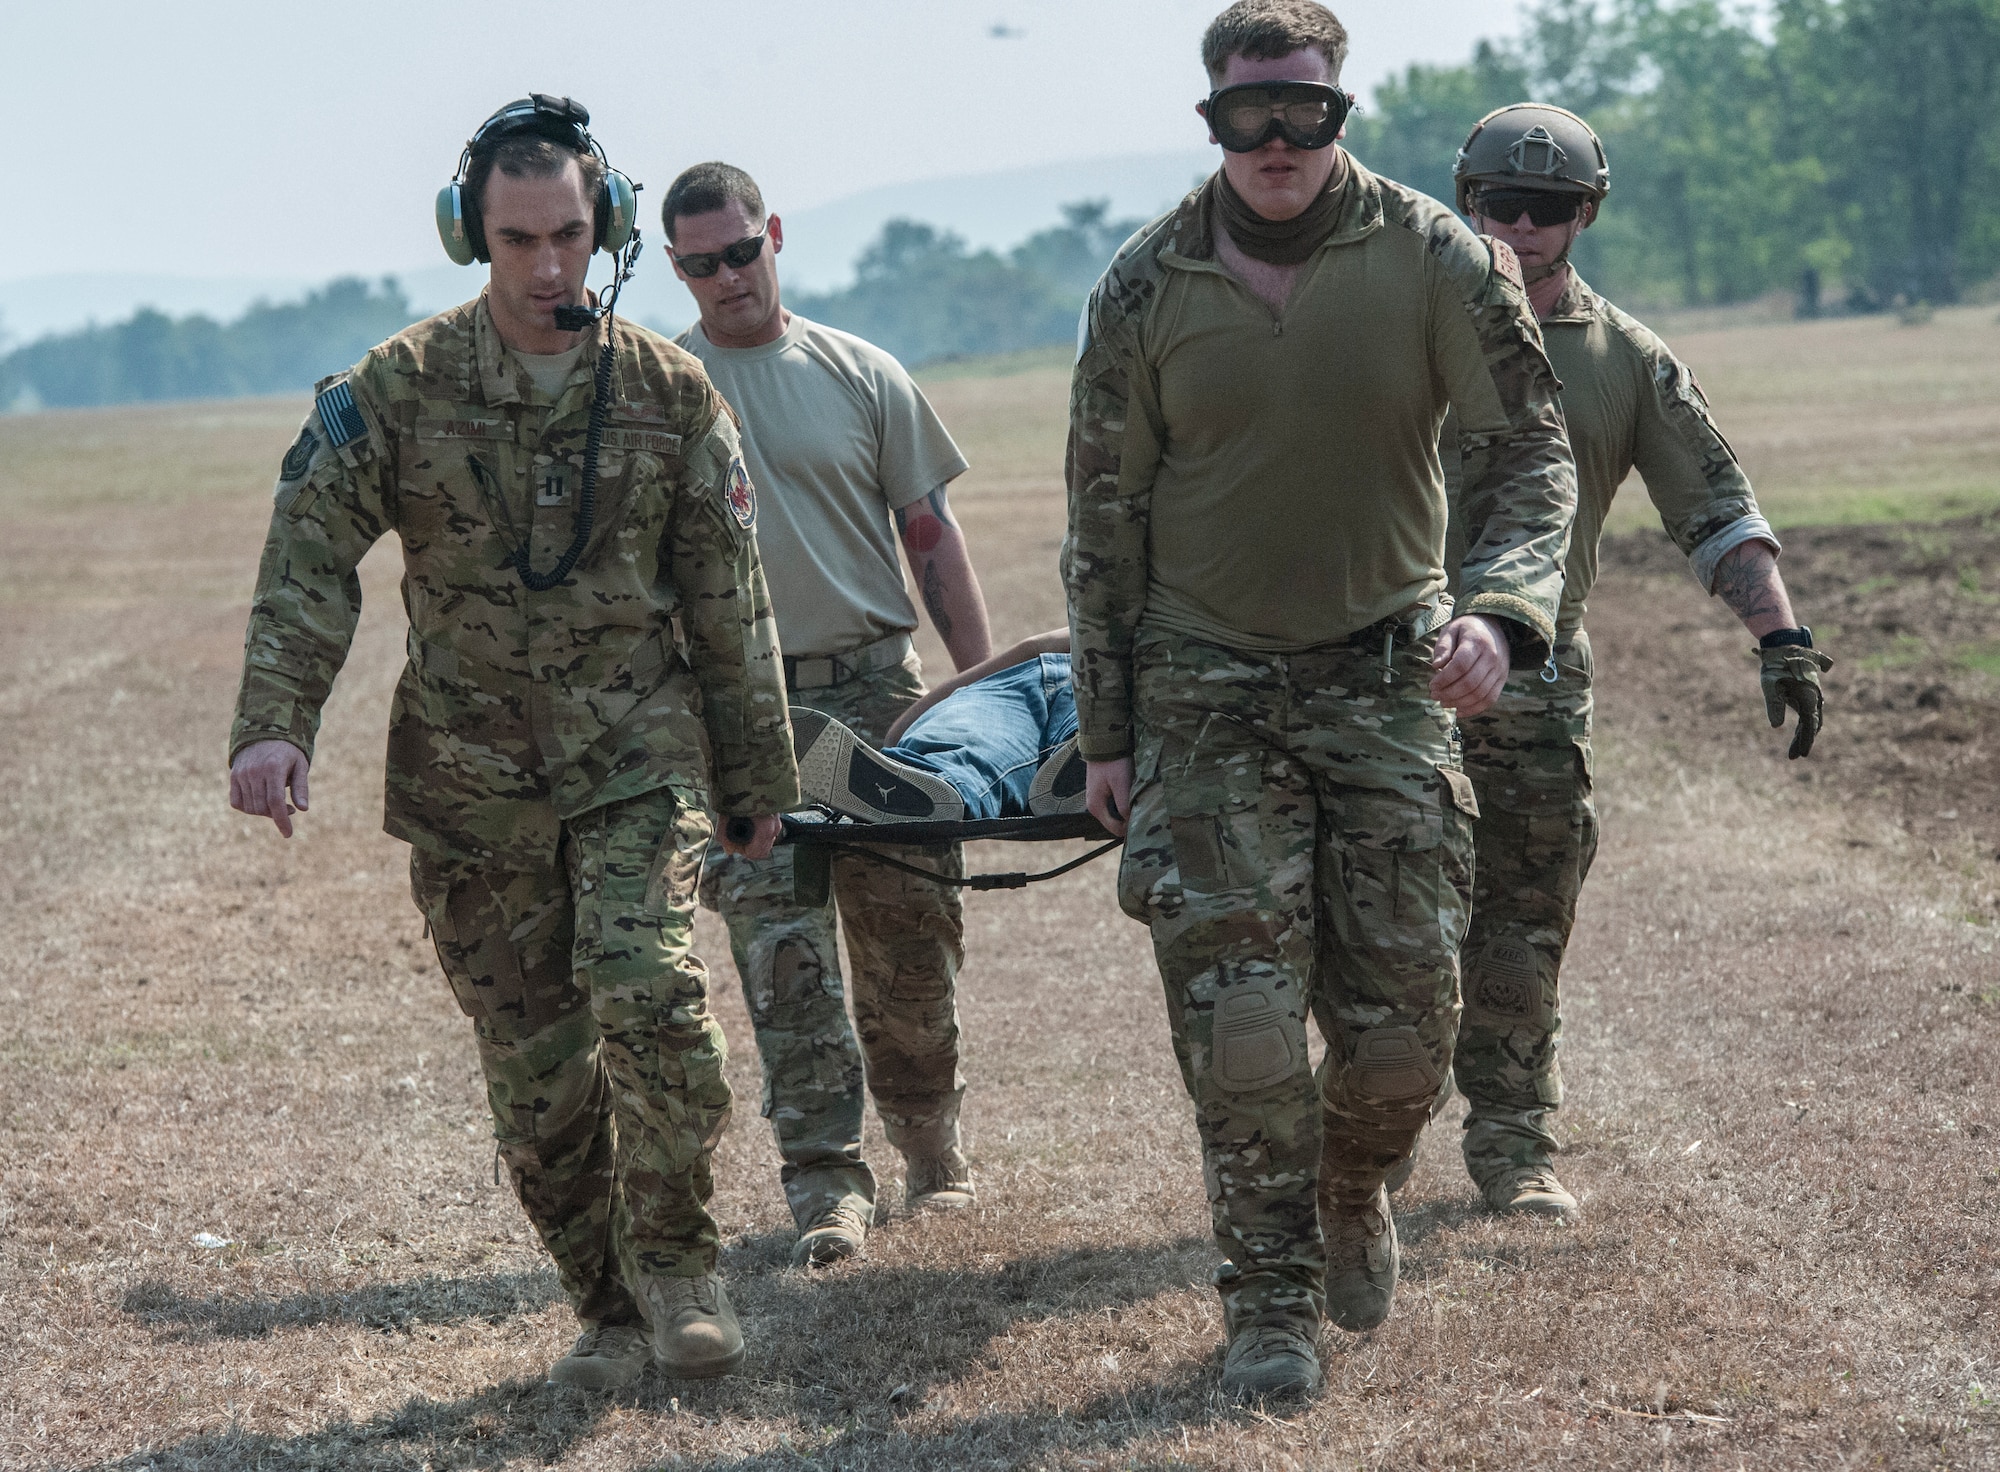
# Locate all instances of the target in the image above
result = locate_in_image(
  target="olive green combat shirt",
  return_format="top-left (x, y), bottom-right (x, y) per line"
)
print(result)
top-left (1064, 159), bottom-right (1578, 761)
top-left (230, 294), bottom-right (800, 867)
top-left (1445, 272), bottom-right (1777, 642)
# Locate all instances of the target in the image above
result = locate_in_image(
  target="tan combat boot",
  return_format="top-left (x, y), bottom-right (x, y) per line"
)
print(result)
top-left (1463, 1107), bottom-right (1581, 1223)
top-left (547, 1321), bottom-right (651, 1390)
top-left (645, 1274), bottom-right (745, 1379)
top-left (792, 1199), bottom-right (870, 1267)
top-left (1320, 1181), bottom-right (1399, 1332)
top-left (1219, 1306), bottom-right (1323, 1402)
top-left (905, 1147), bottom-right (976, 1211)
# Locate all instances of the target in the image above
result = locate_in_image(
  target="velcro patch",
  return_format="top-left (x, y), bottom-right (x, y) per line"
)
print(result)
top-left (605, 426), bottom-right (683, 456)
top-left (315, 379), bottom-right (368, 448)
top-left (415, 415), bottom-right (508, 441)
top-left (1487, 236), bottom-right (1526, 292)
top-left (724, 456), bottom-right (756, 529)
top-left (279, 426), bottom-right (317, 483)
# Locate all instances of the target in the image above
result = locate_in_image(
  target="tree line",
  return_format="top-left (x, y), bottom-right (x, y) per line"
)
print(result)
top-left (5, 0), bottom-right (1996, 407)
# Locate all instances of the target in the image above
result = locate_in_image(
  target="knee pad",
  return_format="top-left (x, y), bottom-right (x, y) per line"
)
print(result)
top-left (1209, 982), bottom-right (1302, 1095)
top-left (1331, 1026), bottom-right (1443, 1124)
top-left (1463, 930), bottom-right (1558, 1030)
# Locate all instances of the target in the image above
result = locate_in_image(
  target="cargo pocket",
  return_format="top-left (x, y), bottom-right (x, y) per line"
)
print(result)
top-left (644, 784), bottom-right (713, 920)
top-left (1337, 782), bottom-right (1464, 956)
top-left (1165, 731), bottom-right (1266, 896)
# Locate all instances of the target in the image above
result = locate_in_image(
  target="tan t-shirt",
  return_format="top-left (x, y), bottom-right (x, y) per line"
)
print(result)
top-left (678, 314), bottom-right (969, 656)
top-left (512, 342), bottom-right (587, 400)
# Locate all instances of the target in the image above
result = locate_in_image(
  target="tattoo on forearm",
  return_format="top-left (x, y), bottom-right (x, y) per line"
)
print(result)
top-left (922, 559), bottom-right (953, 638)
top-left (1715, 545), bottom-right (1784, 622)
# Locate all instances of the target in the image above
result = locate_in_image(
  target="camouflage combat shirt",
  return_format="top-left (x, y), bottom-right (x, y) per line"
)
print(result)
top-left (1446, 272), bottom-right (1776, 642)
top-left (1064, 159), bottom-right (1577, 762)
top-left (230, 293), bottom-right (800, 865)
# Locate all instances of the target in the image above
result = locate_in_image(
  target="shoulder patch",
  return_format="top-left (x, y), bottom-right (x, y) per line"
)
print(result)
top-left (279, 425), bottom-right (317, 482)
top-left (1486, 236), bottom-right (1525, 292)
top-left (724, 456), bottom-right (756, 530)
top-left (315, 378), bottom-right (368, 449)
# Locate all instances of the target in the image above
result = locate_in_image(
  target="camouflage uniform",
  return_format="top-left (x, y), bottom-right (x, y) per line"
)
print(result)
top-left (698, 650), bottom-right (967, 1232)
top-left (231, 295), bottom-right (798, 1325)
top-left (1067, 162), bottom-right (1574, 1323)
top-left (1444, 272), bottom-right (1776, 1187)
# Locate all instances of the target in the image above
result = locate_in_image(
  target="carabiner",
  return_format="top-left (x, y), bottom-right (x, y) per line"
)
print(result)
top-left (1540, 652), bottom-right (1560, 685)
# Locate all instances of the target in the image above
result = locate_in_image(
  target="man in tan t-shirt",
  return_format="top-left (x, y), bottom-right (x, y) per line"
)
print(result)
top-left (666, 161), bottom-right (995, 1269)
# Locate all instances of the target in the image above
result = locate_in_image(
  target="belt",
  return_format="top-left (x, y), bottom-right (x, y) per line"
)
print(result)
top-left (1347, 594), bottom-right (1454, 649)
top-left (784, 631), bottom-right (913, 692)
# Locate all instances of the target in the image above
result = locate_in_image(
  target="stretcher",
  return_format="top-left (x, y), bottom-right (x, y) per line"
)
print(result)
top-left (727, 812), bottom-right (1121, 907)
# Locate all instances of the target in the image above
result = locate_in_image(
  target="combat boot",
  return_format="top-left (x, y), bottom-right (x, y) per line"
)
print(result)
top-left (644, 1274), bottom-right (745, 1379)
top-left (1462, 1107), bottom-right (1581, 1223)
top-left (546, 1321), bottom-right (650, 1390)
top-left (1219, 1308), bottom-right (1323, 1402)
top-left (792, 1199), bottom-right (870, 1266)
top-left (1320, 1181), bottom-right (1399, 1331)
top-left (905, 1147), bottom-right (976, 1211)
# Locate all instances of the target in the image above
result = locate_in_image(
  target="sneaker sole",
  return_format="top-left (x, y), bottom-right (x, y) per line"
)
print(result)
top-left (1027, 735), bottom-right (1087, 816)
top-left (790, 706), bottom-right (964, 823)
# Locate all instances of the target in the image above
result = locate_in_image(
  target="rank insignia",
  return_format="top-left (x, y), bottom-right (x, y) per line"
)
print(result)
top-left (724, 456), bottom-right (756, 529)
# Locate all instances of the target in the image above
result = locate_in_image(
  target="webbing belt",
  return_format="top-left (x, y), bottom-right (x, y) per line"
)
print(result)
top-left (783, 632), bottom-right (913, 691)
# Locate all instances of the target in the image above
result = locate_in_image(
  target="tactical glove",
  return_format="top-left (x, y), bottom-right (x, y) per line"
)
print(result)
top-left (1759, 644), bottom-right (1833, 759)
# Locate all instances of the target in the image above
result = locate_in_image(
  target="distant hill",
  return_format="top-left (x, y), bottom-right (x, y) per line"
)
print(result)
top-left (0, 150), bottom-right (1214, 347)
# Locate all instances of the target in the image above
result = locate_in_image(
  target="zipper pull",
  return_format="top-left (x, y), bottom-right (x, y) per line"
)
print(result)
top-left (1540, 651), bottom-right (1560, 684)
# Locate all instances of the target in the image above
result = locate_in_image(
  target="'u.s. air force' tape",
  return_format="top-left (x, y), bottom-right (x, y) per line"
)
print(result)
top-left (315, 380), bottom-right (368, 448)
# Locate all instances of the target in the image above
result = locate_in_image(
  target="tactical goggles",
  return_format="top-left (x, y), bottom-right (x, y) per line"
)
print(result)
top-left (1202, 81), bottom-right (1350, 153)
top-left (1471, 188), bottom-right (1584, 227)
top-left (673, 229), bottom-right (768, 278)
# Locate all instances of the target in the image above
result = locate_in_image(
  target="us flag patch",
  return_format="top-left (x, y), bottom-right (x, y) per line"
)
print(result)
top-left (724, 457), bottom-right (756, 529)
top-left (315, 380), bottom-right (367, 448)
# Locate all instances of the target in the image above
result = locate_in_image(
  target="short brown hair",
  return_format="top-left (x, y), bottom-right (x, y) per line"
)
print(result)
top-left (467, 134), bottom-right (606, 235)
top-left (1201, 0), bottom-right (1349, 85)
top-left (662, 163), bottom-right (766, 245)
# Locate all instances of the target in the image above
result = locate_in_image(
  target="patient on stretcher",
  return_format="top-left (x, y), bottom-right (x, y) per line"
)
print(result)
top-left (790, 630), bottom-right (1084, 823)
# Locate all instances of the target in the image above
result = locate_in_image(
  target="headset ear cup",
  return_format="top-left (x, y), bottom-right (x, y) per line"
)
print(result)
top-left (436, 182), bottom-right (479, 266)
top-left (599, 170), bottom-right (637, 254)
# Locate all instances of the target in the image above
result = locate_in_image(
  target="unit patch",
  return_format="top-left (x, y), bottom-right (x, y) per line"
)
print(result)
top-left (279, 426), bottom-right (317, 482)
top-left (724, 456), bottom-right (756, 529)
top-left (1486, 236), bottom-right (1525, 292)
top-left (315, 379), bottom-right (368, 448)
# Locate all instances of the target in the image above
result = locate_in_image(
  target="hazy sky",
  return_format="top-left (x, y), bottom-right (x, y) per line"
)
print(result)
top-left (3, 0), bottom-right (1528, 283)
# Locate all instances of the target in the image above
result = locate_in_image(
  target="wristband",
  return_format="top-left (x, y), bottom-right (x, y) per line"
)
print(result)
top-left (1758, 626), bottom-right (1813, 651)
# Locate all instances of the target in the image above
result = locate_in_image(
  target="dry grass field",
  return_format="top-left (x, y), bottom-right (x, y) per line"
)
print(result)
top-left (1, 305), bottom-right (1997, 1471)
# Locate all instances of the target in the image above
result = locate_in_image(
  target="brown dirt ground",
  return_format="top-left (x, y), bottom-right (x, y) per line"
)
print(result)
top-left (0, 392), bottom-right (1996, 1471)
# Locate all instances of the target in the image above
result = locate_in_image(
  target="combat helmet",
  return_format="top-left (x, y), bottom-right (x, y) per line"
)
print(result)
top-left (1454, 103), bottom-right (1609, 215)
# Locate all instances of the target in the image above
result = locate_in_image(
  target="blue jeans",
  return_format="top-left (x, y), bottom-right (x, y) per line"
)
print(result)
top-left (885, 654), bottom-right (1078, 819)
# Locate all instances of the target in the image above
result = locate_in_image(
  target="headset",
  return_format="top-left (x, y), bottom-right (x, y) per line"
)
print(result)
top-left (435, 94), bottom-right (638, 267)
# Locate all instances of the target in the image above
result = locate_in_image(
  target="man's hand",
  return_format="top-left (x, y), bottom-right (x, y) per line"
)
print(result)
top-left (1760, 644), bottom-right (1834, 759)
top-left (1430, 615), bottom-right (1511, 719)
top-left (720, 813), bottom-right (783, 860)
top-left (1085, 757), bottom-right (1133, 838)
top-left (230, 739), bottom-right (311, 837)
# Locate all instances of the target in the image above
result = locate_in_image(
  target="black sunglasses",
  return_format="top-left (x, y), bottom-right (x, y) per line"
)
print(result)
top-left (1473, 189), bottom-right (1584, 227)
top-left (1202, 81), bottom-right (1350, 153)
top-left (673, 229), bottom-right (768, 278)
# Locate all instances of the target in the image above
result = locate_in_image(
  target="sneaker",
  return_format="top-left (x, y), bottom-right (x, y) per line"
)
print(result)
top-left (790, 707), bottom-right (965, 823)
top-left (1220, 1310), bottom-right (1323, 1402)
top-left (905, 1148), bottom-right (976, 1211)
top-left (644, 1274), bottom-right (745, 1379)
top-left (1321, 1184), bottom-right (1399, 1332)
top-left (792, 1200), bottom-right (870, 1267)
top-left (1027, 736), bottom-right (1088, 816)
top-left (546, 1322), bottom-right (650, 1390)
top-left (1463, 1107), bottom-right (1581, 1223)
